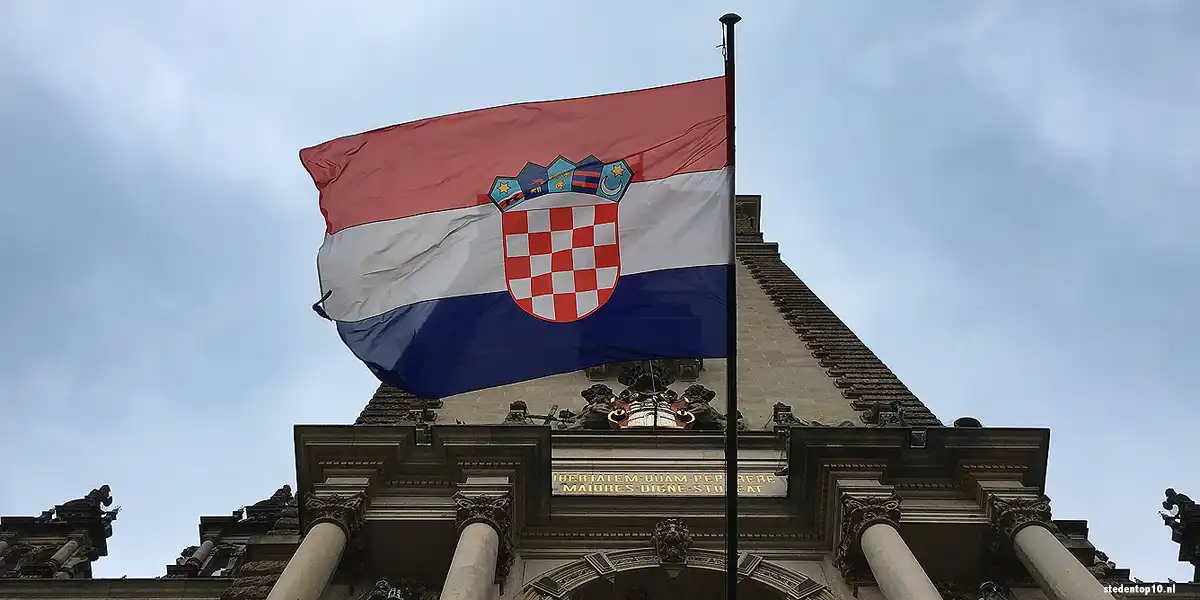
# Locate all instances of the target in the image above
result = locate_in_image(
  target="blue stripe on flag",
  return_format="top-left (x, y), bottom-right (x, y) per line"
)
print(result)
top-left (336, 265), bottom-right (729, 398)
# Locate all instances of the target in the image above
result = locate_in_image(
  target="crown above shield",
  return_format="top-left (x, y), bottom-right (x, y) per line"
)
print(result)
top-left (488, 155), bottom-right (634, 212)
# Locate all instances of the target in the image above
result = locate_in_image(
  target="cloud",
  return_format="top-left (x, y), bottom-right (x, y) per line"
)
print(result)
top-left (1, 0), bottom-right (1195, 582)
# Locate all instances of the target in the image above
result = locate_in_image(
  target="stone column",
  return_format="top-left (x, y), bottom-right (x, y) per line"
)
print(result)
top-left (440, 492), bottom-right (512, 600)
top-left (833, 495), bottom-right (942, 600)
top-left (991, 497), bottom-right (1115, 600)
top-left (45, 537), bottom-right (81, 571)
top-left (185, 534), bottom-right (219, 568)
top-left (265, 492), bottom-right (366, 600)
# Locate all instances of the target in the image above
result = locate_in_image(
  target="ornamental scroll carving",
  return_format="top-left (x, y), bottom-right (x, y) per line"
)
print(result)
top-left (651, 518), bottom-right (692, 577)
top-left (305, 492), bottom-right (367, 538)
top-left (453, 492), bottom-right (513, 584)
top-left (832, 494), bottom-right (901, 583)
top-left (988, 495), bottom-right (1053, 552)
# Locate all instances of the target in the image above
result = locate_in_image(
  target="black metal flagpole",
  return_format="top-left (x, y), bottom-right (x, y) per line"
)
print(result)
top-left (720, 11), bottom-right (741, 600)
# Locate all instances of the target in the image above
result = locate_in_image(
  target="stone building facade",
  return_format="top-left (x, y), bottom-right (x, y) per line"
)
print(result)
top-left (1, 195), bottom-right (1196, 600)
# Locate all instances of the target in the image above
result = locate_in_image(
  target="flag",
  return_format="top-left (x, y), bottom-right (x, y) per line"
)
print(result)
top-left (302, 77), bottom-right (731, 398)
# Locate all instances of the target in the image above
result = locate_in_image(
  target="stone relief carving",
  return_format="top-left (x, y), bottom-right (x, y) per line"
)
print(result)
top-left (988, 495), bottom-right (1053, 552)
top-left (305, 492), bottom-right (367, 538)
top-left (651, 519), bottom-right (692, 577)
top-left (832, 494), bottom-right (901, 583)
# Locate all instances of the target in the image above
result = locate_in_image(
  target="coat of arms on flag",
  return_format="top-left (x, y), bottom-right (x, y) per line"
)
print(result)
top-left (488, 155), bottom-right (634, 323)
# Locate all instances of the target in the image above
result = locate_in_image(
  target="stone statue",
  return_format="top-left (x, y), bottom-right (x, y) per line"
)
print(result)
top-left (560, 384), bottom-right (618, 430)
top-left (255, 485), bottom-right (293, 508)
top-left (56, 485), bottom-right (113, 520)
top-left (680, 384), bottom-right (725, 430)
top-left (1161, 488), bottom-right (1194, 533)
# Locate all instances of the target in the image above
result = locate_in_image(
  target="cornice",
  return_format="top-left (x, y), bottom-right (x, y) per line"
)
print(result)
top-left (0, 577), bottom-right (232, 598)
top-left (788, 427), bottom-right (1050, 518)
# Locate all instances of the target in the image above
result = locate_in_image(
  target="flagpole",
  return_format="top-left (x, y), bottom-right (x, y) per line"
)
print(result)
top-left (720, 11), bottom-right (741, 600)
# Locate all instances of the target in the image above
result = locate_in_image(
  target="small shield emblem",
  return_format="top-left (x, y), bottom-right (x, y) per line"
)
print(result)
top-left (501, 201), bottom-right (621, 322)
top-left (488, 155), bottom-right (634, 323)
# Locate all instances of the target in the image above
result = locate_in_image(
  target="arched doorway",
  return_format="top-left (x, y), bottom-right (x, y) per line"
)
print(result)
top-left (520, 548), bottom-right (834, 600)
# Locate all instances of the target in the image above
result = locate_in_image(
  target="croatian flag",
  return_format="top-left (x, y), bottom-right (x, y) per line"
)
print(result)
top-left (302, 77), bottom-right (731, 398)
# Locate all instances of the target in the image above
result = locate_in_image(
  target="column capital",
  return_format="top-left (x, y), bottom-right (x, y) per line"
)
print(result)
top-left (452, 491), bottom-right (513, 584)
top-left (832, 493), bottom-right (901, 582)
top-left (988, 495), bottom-right (1054, 552)
top-left (453, 492), bottom-right (512, 536)
top-left (304, 492), bottom-right (367, 539)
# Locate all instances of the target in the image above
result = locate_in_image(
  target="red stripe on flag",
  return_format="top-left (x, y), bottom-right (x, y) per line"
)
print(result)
top-left (302, 77), bottom-right (727, 234)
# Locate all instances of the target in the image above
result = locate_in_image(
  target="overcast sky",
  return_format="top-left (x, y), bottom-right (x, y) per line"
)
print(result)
top-left (0, 0), bottom-right (1195, 583)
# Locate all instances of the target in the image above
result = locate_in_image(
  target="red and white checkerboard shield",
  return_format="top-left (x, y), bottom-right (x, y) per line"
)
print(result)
top-left (501, 202), bottom-right (621, 322)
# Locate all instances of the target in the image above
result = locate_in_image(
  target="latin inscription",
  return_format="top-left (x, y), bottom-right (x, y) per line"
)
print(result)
top-left (551, 471), bottom-right (786, 497)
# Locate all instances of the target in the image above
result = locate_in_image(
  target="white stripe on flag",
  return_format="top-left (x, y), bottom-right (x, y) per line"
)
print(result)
top-left (318, 168), bottom-right (731, 323)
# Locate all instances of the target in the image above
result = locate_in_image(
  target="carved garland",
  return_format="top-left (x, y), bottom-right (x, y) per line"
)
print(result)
top-left (832, 494), bottom-right (901, 583)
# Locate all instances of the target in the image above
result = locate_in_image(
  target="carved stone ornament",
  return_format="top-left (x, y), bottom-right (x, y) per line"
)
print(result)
top-left (304, 492), bottom-right (367, 538)
top-left (242, 485), bottom-right (293, 525)
top-left (363, 577), bottom-right (439, 600)
top-left (679, 384), bottom-right (726, 430)
top-left (651, 518), bottom-right (692, 577)
top-left (175, 545), bottom-right (199, 565)
top-left (453, 493), bottom-right (512, 535)
top-left (502, 400), bottom-right (532, 425)
top-left (56, 485), bottom-right (114, 519)
top-left (979, 581), bottom-right (1010, 600)
top-left (452, 493), bottom-right (513, 584)
top-left (832, 494), bottom-right (901, 583)
top-left (1087, 550), bottom-right (1119, 579)
top-left (988, 495), bottom-right (1053, 552)
top-left (772, 402), bottom-right (801, 430)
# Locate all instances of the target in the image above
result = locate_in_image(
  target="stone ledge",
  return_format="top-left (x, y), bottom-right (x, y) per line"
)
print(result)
top-left (0, 577), bottom-right (231, 599)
